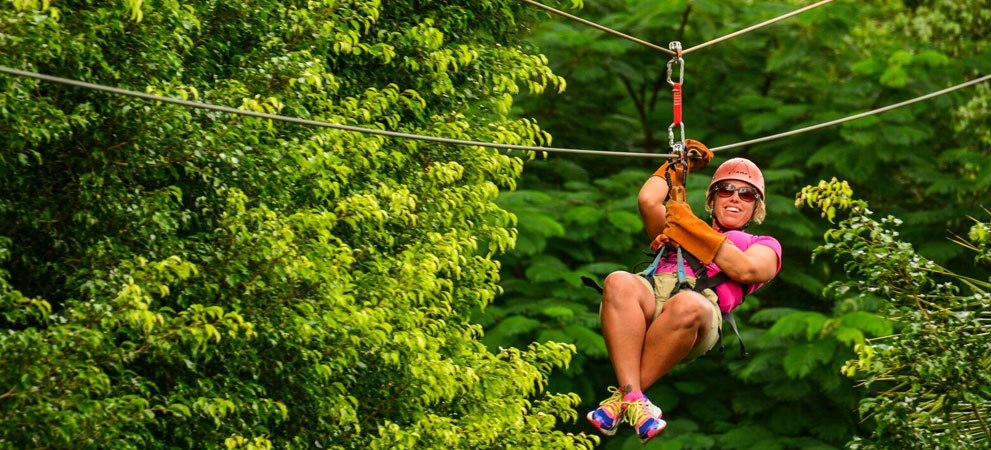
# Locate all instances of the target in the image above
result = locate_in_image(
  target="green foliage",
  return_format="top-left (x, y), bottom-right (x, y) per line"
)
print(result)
top-left (798, 178), bottom-right (991, 449)
top-left (0, 0), bottom-right (595, 448)
top-left (477, 163), bottom-right (649, 400)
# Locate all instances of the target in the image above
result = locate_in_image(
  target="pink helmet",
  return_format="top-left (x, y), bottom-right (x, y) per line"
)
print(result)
top-left (708, 158), bottom-right (765, 199)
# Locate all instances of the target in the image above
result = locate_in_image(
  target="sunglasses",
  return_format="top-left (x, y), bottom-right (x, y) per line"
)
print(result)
top-left (713, 182), bottom-right (761, 203)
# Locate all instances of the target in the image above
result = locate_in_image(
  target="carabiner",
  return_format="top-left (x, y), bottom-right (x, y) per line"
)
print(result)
top-left (665, 42), bottom-right (684, 86)
top-left (668, 122), bottom-right (686, 148)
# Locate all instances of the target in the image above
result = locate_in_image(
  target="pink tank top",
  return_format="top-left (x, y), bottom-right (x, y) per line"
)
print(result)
top-left (654, 230), bottom-right (782, 313)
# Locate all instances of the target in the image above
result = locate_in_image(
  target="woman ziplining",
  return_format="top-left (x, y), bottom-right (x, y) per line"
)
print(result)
top-left (585, 142), bottom-right (783, 443)
top-left (584, 41), bottom-right (782, 443)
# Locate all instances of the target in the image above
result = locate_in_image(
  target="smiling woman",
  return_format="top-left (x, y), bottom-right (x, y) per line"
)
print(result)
top-left (706, 158), bottom-right (768, 230)
top-left (585, 146), bottom-right (782, 444)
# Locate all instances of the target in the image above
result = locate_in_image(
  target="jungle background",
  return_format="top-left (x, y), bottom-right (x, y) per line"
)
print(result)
top-left (1, 0), bottom-right (989, 449)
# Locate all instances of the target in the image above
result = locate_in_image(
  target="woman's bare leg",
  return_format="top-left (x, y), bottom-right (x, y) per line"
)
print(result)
top-left (639, 291), bottom-right (714, 390)
top-left (600, 271), bottom-right (656, 392)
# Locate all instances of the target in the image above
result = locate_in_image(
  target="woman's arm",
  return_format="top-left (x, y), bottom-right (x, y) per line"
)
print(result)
top-left (712, 241), bottom-right (779, 284)
top-left (638, 176), bottom-right (670, 239)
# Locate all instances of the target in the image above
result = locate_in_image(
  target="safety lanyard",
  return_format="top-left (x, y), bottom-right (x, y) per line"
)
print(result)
top-left (666, 41), bottom-right (685, 156)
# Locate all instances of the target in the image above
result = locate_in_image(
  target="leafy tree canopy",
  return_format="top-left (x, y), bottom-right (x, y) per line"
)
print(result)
top-left (0, 0), bottom-right (595, 448)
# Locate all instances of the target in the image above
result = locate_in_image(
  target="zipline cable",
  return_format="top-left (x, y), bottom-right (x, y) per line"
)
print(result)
top-left (681, 0), bottom-right (835, 55)
top-left (710, 74), bottom-right (991, 152)
top-left (520, 0), bottom-right (676, 55)
top-left (522, 0), bottom-right (834, 56)
top-left (3, 66), bottom-right (988, 159)
top-left (0, 65), bottom-right (675, 159)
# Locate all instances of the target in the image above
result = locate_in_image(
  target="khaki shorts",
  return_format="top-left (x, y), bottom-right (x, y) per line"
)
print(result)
top-left (637, 273), bottom-right (722, 362)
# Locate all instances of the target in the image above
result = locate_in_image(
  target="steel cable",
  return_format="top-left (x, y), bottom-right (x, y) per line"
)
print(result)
top-left (682, 0), bottom-right (835, 55)
top-left (710, 74), bottom-right (991, 152)
top-left (2, 67), bottom-right (988, 159)
top-left (523, 0), bottom-right (835, 56)
top-left (0, 66), bottom-right (674, 159)
top-left (520, 0), bottom-right (676, 55)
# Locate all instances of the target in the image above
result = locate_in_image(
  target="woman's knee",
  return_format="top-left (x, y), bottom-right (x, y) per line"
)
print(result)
top-left (601, 271), bottom-right (646, 307)
top-left (663, 293), bottom-right (712, 330)
top-left (603, 271), bottom-right (638, 291)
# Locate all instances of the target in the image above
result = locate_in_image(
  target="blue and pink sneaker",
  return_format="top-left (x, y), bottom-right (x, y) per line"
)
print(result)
top-left (626, 395), bottom-right (667, 444)
top-left (586, 386), bottom-right (626, 436)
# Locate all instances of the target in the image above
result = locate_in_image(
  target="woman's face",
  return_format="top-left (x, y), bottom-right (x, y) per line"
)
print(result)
top-left (712, 180), bottom-right (759, 230)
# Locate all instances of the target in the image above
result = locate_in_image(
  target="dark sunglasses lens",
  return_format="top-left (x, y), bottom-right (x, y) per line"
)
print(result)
top-left (737, 189), bottom-right (758, 202)
top-left (715, 184), bottom-right (735, 197)
top-left (715, 183), bottom-right (759, 202)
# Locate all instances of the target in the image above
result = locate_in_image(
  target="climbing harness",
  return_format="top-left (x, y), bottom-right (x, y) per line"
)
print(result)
top-left (599, 239), bottom-right (748, 358)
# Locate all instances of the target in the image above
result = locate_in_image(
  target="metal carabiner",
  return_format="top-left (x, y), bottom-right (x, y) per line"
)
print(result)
top-left (666, 42), bottom-right (684, 86)
top-left (668, 122), bottom-right (686, 148)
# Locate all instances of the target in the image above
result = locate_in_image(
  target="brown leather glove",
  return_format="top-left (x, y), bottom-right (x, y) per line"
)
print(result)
top-left (684, 139), bottom-right (713, 169)
top-left (653, 160), bottom-right (688, 187)
top-left (652, 139), bottom-right (713, 186)
top-left (650, 233), bottom-right (678, 252)
top-left (662, 200), bottom-right (727, 264)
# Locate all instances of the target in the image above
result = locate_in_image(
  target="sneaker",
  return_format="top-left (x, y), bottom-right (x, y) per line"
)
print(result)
top-left (586, 386), bottom-right (625, 436)
top-left (643, 397), bottom-right (663, 421)
top-left (625, 396), bottom-right (667, 443)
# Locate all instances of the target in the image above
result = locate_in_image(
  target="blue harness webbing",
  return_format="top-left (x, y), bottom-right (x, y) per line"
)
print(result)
top-left (641, 245), bottom-right (667, 277)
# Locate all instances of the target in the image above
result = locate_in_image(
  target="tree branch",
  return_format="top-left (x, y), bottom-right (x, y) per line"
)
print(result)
top-left (973, 401), bottom-right (991, 442)
top-left (619, 73), bottom-right (653, 152)
top-left (0, 387), bottom-right (17, 401)
top-left (677, 3), bottom-right (693, 41)
top-left (761, 73), bottom-right (775, 97)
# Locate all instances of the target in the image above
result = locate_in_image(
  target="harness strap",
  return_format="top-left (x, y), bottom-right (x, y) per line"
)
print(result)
top-left (641, 245), bottom-right (667, 277)
top-left (675, 248), bottom-right (689, 289)
top-left (693, 271), bottom-right (730, 292)
top-left (681, 250), bottom-right (705, 277)
top-left (721, 312), bottom-right (749, 358)
top-left (643, 273), bottom-right (656, 292)
top-left (581, 276), bottom-right (604, 294)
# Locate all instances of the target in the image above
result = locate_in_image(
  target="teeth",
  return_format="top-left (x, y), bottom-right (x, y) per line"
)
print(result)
top-left (727, 207), bottom-right (740, 212)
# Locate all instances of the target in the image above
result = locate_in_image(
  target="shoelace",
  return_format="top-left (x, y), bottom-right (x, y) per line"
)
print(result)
top-left (599, 386), bottom-right (625, 418)
top-left (625, 399), bottom-right (649, 427)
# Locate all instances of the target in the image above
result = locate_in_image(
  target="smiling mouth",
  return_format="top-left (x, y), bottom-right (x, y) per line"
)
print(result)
top-left (726, 207), bottom-right (741, 213)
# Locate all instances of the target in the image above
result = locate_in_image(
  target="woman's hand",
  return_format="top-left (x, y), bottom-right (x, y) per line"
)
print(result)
top-left (662, 200), bottom-right (726, 265)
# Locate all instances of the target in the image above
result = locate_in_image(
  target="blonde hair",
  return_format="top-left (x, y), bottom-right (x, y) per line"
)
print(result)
top-left (705, 188), bottom-right (766, 225)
